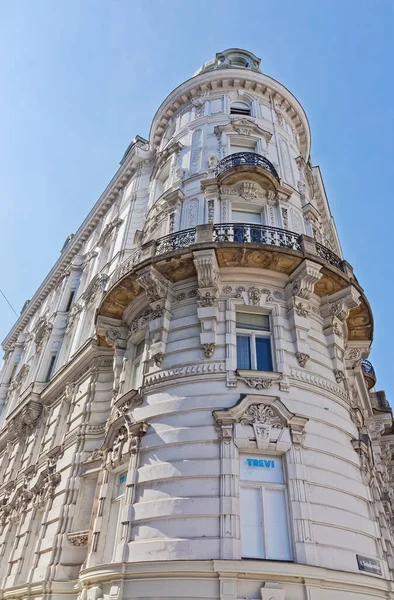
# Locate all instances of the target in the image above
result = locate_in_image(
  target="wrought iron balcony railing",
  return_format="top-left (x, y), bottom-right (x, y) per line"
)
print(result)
top-left (360, 358), bottom-right (377, 390)
top-left (316, 242), bottom-right (343, 271)
top-left (215, 152), bottom-right (280, 183)
top-left (213, 223), bottom-right (302, 251)
top-left (155, 227), bottom-right (197, 255)
top-left (109, 224), bottom-right (347, 290)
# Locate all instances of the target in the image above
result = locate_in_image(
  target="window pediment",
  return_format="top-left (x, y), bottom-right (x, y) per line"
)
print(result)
top-left (215, 119), bottom-right (272, 142)
top-left (213, 394), bottom-right (308, 451)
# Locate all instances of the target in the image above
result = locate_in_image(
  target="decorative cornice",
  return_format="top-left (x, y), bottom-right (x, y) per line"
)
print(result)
top-left (2, 145), bottom-right (150, 353)
top-left (149, 67), bottom-right (311, 158)
top-left (290, 368), bottom-right (348, 401)
top-left (144, 362), bottom-right (225, 388)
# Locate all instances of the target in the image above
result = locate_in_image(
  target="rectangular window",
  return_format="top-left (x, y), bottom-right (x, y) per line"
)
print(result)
top-left (45, 354), bottom-right (57, 382)
top-left (230, 143), bottom-right (256, 154)
top-left (115, 473), bottom-right (127, 498)
top-left (8, 363), bottom-right (18, 384)
top-left (130, 339), bottom-right (145, 390)
top-left (240, 454), bottom-right (291, 561)
top-left (65, 289), bottom-right (76, 312)
top-left (236, 312), bottom-right (273, 372)
top-left (232, 210), bottom-right (262, 224)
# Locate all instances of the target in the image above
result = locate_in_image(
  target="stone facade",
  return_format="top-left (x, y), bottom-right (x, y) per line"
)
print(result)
top-left (0, 48), bottom-right (393, 599)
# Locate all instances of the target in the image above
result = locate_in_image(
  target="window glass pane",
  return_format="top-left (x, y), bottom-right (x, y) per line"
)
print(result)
top-left (230, 144), bottom-right (256, 154)
top-left (131, 357), bottom-right (142, 389)
top-left (236, 335), bottom-right (251, 369)
top-left (115, 473), bottom-right (127, 497)
top-left (240, 455), bottom-right (284, 484)
top-left (255, 336), bottom-right (273, 371)
top-left (264, 489), bottom-right (292, 560)
top-left (240, 487), bottom-right (264, 558)
top-left (232, 210), bottom-right (262, 224)
top-left (236, 313), bottom-right (270, 331)
top-left (135, 339), bottom-right (145, 357)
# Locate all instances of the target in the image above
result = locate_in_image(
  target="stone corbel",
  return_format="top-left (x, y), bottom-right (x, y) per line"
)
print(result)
top-left (136, 266), bottom-right (172, 364)
top-left (7, 394), bottom-right (42, 441)
top-left (352, 433), bottom-right (374, 481)
top-left (96, 317), bottom-right (129, 399)
top-left (320, 286), bottom-right (361, 372)
top-left (193, 249), bottom-right (220, 358)
top-left (287, 260), bottom-right (323, 300)
top-left (285, 260), bottom-right (322, 364)
top-left (344, 344), bottom-right (370, 370)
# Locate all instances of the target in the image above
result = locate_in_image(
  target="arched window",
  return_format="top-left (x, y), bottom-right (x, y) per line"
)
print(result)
top-left (230, 101), bottom-right (251, 116)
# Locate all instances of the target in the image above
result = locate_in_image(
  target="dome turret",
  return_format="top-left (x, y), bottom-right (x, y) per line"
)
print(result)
top-left (193, 48), bottom-right (261, 76)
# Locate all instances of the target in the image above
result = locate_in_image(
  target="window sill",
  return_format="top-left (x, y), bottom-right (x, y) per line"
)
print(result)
top-left (237, 369), bottom-right (281, 381)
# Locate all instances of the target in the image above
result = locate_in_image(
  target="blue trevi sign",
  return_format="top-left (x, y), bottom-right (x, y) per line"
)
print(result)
top-left (246, 458), bottom-right (275, 468)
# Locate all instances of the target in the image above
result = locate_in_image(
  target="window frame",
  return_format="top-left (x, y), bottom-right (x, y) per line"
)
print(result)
top-left (130, 337), bottom-right (146, 390)
top-left (230, 100), bottom-right (252, 116)
top-left (236, 311), bottom-right (274, 372)
top-left (232, 208), bottom-right (263, 224)
top-left (239, 454), bottom-right (292, 561)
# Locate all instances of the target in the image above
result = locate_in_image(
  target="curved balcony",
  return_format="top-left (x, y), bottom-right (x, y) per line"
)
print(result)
top-left (109, 223), bottom-right (346, 291)
top-left (360, 358), bottom-right (377, 390)
top-left (215, 152), bottom-right (280, 183)
top-left (213, 223), bottom-right (301, 251)
top-left (101, 223), bottom-right (373, 345)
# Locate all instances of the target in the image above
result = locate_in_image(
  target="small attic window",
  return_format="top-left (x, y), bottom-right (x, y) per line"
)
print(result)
top-left (229, 56), bottom-right (249, 67)
top-left (230, 101), bottom-right (251, 116)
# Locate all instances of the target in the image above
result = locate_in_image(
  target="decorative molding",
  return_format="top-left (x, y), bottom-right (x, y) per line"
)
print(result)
top-left (202, 343), bottom-right (215, 358)
top-left (213, 394), bottom-right (308, 450)
top-left (153, 352), bottom-right (164, 366)
top-left (67, 531), bottom-right (89, 547)
top-left (144, 362), bottom-right (225, 387)
top-left (294, 301), bottom-right (309, 317)
top-left (34, 318), bottom-right (53, 352)
top-left (65, 303), bottom-right (83, 332)
top-left (290, 368), bottom-right (348, 400)
top-left (334, 369), bottom-right (345, 384)
top-left (238, 375), bottom-right (273, 390)
top-left (97, 217), bottom-right (123, 248)
top-left (296, 353), bottom-right (309, 368)
top-left (6, 364), bottom-right (30, 398)
top-left (83, 273), bottom-right (109, 306)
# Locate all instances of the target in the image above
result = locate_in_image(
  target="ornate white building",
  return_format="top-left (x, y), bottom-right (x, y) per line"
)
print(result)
top-left (0, 48), bottom-right (393, 600)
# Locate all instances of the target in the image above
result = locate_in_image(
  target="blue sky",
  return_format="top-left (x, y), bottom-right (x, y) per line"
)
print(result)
top-left (1, 0), bottom-right (393, 398)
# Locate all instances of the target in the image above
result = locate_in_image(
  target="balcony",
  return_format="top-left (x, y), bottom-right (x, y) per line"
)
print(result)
top-left (361, 359), bottom-right (377, 390)
top-left (108, 223), bottom-right (347, 292)
top-left (101, 222), bottom-right (373, 345)
top-left (213, 223), bottom-right (301, 251)
top-left (215, 152), bottom-right (280, 183)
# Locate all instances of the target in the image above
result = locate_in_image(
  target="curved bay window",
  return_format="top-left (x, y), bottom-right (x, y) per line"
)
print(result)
top-left (240, 454), bottom-right (292, 560)
top-left (236, 312), bottom-right (273, 372)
